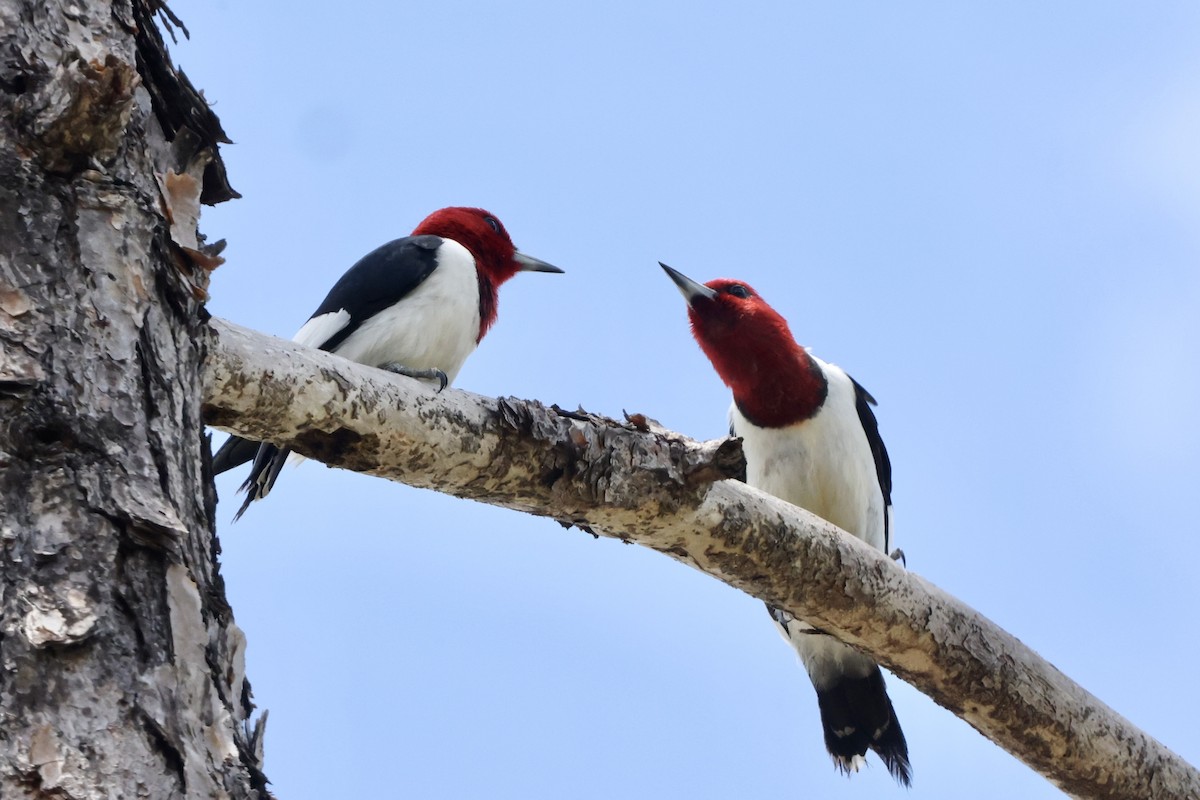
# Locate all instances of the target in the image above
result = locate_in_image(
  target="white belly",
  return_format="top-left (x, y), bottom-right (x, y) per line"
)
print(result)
top-left (294, 239), bottom-right (482, 385)
top-left (735, 357), bottom-right (889, 689)
top-left (732, 357), bottom-right (886, 550)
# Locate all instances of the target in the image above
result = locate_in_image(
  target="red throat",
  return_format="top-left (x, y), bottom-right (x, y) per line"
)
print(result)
top-left (689, 283), bottom-right (827, 428)
top-left (412, 207), bottom-right (518, 342)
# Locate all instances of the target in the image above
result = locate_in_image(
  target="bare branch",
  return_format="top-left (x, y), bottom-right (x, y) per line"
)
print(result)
top-left (202, 317), bottom-right (1200, 800)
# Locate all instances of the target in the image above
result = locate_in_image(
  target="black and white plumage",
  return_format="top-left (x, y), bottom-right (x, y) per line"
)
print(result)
top-left (662, 263), bottom-right (911, 786)
top-left (212, 207), bottom-right (561, 519)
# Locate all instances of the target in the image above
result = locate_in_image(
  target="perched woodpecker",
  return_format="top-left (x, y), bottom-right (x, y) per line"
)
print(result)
top-left (660, 262), bottom-right (911, 786)
top-left (212, 206), bottom-right (562, 519)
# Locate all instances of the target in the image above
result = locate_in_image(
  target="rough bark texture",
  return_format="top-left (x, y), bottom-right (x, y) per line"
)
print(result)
top-left (204, 317), bottom-right (1199, 800)
top-left (0, 2), bottom-right (264, 798)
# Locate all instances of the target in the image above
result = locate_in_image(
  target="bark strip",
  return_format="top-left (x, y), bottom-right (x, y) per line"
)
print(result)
top-left (203, 317), bottom-right (1199, 800)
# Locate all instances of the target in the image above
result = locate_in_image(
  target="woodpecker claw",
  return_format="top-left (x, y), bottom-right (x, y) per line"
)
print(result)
top-left (889, 548), bottom-right (906, 567)
top-left (378, 362), bottom-right (449, 392)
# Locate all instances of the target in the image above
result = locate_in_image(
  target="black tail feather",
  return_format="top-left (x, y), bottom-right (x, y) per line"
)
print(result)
top-left (815, 667), bottom-right (912, 787)
top-left (232, 443), bottom-right (291, 521)
top-left (211, 435), bottom-right (260, 475)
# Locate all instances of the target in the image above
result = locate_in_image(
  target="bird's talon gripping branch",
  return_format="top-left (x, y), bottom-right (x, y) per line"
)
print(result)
top-left (378, 362), bottom-right (449, 392)
top-left (211, 207), bottom-right (562, 517)
top-left (890, 548), bottom-right (906, 566)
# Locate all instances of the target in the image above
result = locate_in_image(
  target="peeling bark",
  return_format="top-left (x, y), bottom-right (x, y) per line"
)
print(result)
top-left (203, 318), bottom-right (1199, 800)
top-left (1, 2), bottom-right (262, 798)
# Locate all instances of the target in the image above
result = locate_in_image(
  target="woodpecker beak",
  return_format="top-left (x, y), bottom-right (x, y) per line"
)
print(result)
top-left (660, 262), bottom-right (717, 305)
top-left (514, 250), bottom-right (564, 273)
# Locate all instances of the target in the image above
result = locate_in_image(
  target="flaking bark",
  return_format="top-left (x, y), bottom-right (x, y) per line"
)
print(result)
top-left (1, 2), bottom-right (263, 798)
top-left (203, 317), bottom-right (1200, 800)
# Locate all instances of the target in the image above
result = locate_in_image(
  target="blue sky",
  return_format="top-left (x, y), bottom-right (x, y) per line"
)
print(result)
top-left (173, 3), bottom-right (1199, 797)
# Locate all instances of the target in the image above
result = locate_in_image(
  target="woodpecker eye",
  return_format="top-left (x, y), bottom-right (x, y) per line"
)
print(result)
top-left (484, 216), bottom-right (502, 234)
top-left (726, 284), bottom-right (752, 299)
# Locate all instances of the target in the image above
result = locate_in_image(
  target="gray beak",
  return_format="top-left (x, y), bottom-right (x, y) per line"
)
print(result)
top-left (514, 250), bottom-right (564, 274)
top-left (660, 262), bottom-right (717, 305)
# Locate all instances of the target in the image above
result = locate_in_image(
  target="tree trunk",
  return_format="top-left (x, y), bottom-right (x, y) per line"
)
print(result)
top-left (0, 1), bottom-right (263, 797)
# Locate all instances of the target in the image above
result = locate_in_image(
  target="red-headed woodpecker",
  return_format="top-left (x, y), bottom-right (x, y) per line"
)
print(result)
top-left (212, 207), bottom-right (562, 519)
top-left (660, 262), bottom-right (911, 786)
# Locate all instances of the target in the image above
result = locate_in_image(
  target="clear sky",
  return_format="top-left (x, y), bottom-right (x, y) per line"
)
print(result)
top-left (172, 3), bottom-right (1199, 798)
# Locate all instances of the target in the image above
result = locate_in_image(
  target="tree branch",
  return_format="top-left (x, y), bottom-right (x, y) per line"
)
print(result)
top-left (201, 317), bottom-right (1199, 800)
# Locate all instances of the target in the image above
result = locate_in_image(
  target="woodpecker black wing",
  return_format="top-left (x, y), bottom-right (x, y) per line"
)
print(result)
top-left (842, 381), bottom-right (910, 784)
top-left (215, 235), bottom-right (446, 519)
top-left (306, 234), bottom-right (442, 352)
top-left (850, 376), bottom-right (892, 550)
top-left (210, 235), bottom-right (444, 479)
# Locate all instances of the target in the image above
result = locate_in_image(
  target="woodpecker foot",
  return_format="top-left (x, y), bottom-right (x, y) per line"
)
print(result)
top-left (378, 362), bottom-right (449, 392)
top-left (890, 548), bottom-right (906, 567)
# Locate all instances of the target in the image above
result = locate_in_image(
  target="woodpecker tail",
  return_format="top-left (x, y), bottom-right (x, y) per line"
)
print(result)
top-left (211, 434), bottom-right (260, 474)
top-left (814, 666), bottom-right (911, 785)
top-left (769, 605), bottom-right (912, 786)
top-left (231, 443), bottom-right (291, 521)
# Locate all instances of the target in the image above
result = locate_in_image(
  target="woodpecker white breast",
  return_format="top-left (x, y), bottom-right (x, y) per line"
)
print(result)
top-left (732, 355), bottom-right (889, 553)
top-left (294, 237), bottom-right (482, 386)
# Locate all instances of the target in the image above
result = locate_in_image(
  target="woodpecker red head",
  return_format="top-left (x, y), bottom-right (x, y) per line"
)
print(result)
top-left (213, 207), bottom-right (562, 519)
top-left (660, 264), bottom-right (828, 429)
top-left (414, 207), bottom-right (560, 341)
top-left (661, 261), bottom-right (911, 786)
